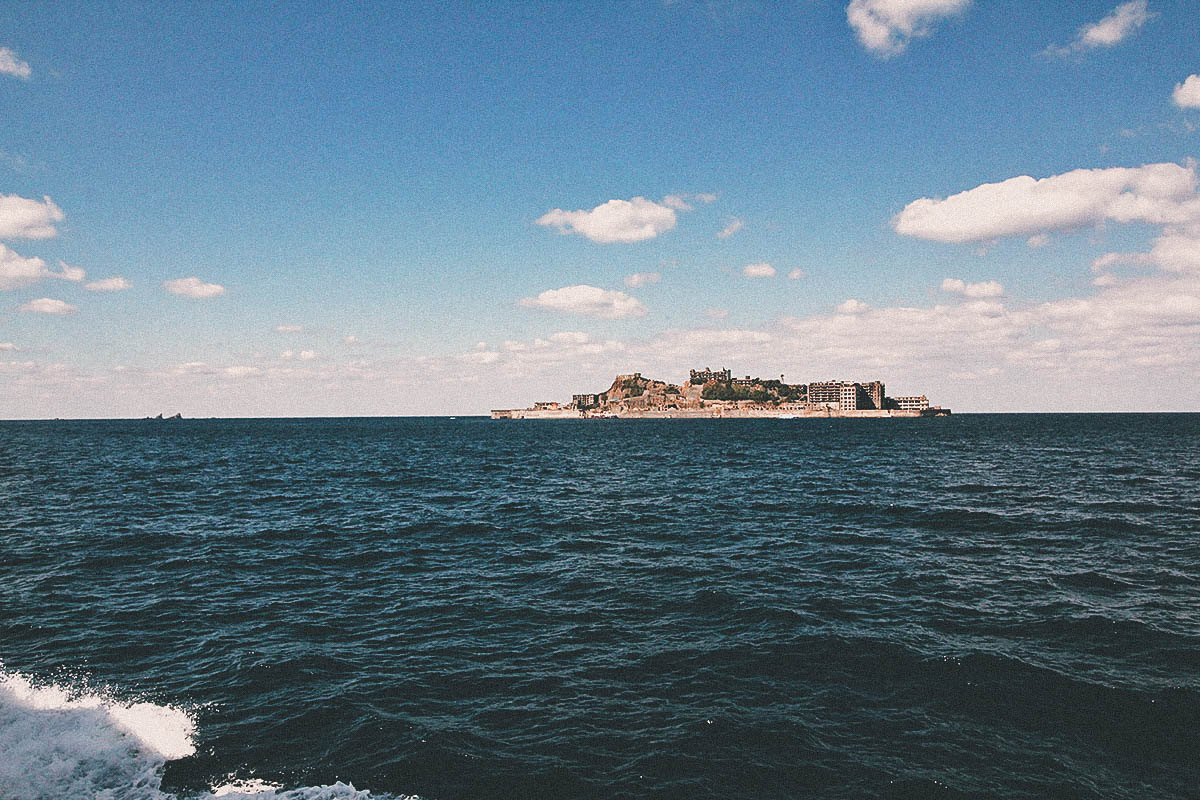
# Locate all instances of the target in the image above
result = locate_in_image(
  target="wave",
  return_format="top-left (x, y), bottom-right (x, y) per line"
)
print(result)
top-left (0, 665), bottom-right (401, 800)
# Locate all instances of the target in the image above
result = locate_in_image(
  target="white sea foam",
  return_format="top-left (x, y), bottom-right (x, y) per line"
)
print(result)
top-left (0, 665), bottom-right (400, 800)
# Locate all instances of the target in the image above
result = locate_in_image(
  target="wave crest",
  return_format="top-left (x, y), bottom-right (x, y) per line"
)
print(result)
top-left (0, 665), bottom-right (394, 800)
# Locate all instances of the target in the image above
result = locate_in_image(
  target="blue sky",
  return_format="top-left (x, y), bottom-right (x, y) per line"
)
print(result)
top-left (1, 0), bottom-right (1198, 415)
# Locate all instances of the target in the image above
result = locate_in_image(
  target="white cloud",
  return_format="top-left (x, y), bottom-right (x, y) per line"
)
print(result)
top-left (662, 195), bottom-right (692, 211)
top-left (717, 217), bottom-right (744, 239)
top-left (1092, 231), bottom-right (1200, 275)
top-left (624, 271), bottom-right (662, 288)
top-left (704, 307), bottom-right (730, 319)
top-left (344, 335), bottom-right (360, 344)
top-left (459, 350), bottom-right (500, 365)
top-left (0, 342), bottom-right (16, 351)
top-left (0, 194), bottom-right (64, 239)
top-left (0, 47), bottom-right (31, 80)
top-left (518, 284), bottom-right (647, 319)
top-left (275, 324), bottom-right (303, 333)
top-left (19, 297), bottom-right (76, 314)
top-left (164, 277), bottom-right (226, 298)
top-left (298, 350), bottom-right (317, 361)
top-left (1027, 234), bottom-right (1051, 248)
top-left (893, 162), bottom-right (1200, 243)
top-left (846, 0), bottom-right (969, 58)
top-left (837, 298), bottom-right (869, 314)
top-left (535, 197), bottom-right (677, 243)
top-left (787, 268), bottom-right (806, 280)
top-left (1044, 0), bottom-right (1152, 56)
top-left (1173, 75), bottom-right (1200, 109)
top-left (548, 331), bottom-right (590, 344)
top-left (941, 277), bottom-right (1004, 297)
top-left (0, 244), bottom-right (48, 290)
top-left (0, 249), bottom-right (91, 290)
top-left (662, 193), bottom-right (717, 211)
top-left (85, 276), bottom-right (131, 292)
top-left (55, 261), bottom-right (85, 282)
top-left (743, 262), bottom-right (776, 278)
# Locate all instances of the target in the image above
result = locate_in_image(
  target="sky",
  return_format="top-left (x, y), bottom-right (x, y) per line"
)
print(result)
top-left (1, 0), bottom-right (1198, 416)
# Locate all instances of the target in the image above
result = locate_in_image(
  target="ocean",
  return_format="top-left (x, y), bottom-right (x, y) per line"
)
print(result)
top-left (1, 414), bottom-right (1198, 799)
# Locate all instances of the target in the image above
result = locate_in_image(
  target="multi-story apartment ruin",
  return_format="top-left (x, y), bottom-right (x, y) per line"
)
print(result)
top-left (808, 380), bottom-right (886, 411)
top-left (690, 367), bottom-right (731, 384)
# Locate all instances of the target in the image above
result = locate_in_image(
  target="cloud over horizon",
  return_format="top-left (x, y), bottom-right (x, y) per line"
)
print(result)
top-left (743, 262), bottom-right (776, 278)
top-left (19, 297), bottom-right (77, 314)
top-left (941, 278), bottom-right (1004, 297)
top-left (85, 276), bottom-right (131, 292)
top-left (892, 161), bottom-right (1200, 243)
top-left (164, 277), bottom-right (226, 298)
top-left (536, 197), bottom-right (678, 243)
top-left (518, 284), bottom-right (647, 319)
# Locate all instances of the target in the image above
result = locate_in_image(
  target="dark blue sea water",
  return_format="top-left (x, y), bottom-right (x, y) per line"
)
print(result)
top-left (2, 415), bottom-right (1199, 799)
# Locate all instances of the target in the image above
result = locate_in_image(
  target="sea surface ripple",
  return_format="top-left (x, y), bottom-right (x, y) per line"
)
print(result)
top-left (1, 415), bottom-right (1198, 799)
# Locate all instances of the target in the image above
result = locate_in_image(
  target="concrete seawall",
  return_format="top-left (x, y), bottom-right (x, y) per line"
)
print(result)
top-left (490, 407), bottom-right (947, 419)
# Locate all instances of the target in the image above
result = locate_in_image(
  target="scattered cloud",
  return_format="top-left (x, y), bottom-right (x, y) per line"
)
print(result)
top-left (1027, 233), bottom-right (1051, 248)
top-left (846, 0), bottom-right (969, 58)
top-left (704, 307), bottom-right (730, 319)
top-left (19, 297), bottom-right (76, 314)
top-left (344, 335), bottom-right (360, 345)
top-left (1173, 75), bottom-right (1200, 109)
top-left (837, 298), bottom-right (869, 314)
top-left (0, 194), bottom-right (64, 239)
top-left (548, 331), bottom-right (590, 344)
top-left (941, 277), bottom-right (1005, 297)
top-left (0, 248), bottom-right (86, 290)
top-left (0, 244), bottom-right (49, 290)
top-left (0, 342), bottom-right (16, 351)
top-left (281, 349), bottom-right (318, 360)
top-left (787, 268), bottom-right (806, 280)
top-left (717, 217), bottom-right (744, 239)
top-left (1091, 231), bottom-right (1200, 275)
top-left (536, 197), bottom-right (677, 243)
top-left (85, 276), bottom-right (131, 292)
top-left (164, 276), bottom-right (226, 298)
top-left (624, 271), bottom-right (662, 288)
top-left (0, 47), bottom-right (31, 80)
top-left (743, 262), bottom-right (776, 278)
top-left (1044, 0), bottom-right (1153, 57)
top-left (56, 261), bottom-right (85, 282)
top-left (893, 161), bottom-right (1200, 243)
top-left (663, 193), bottom-right (717, 210)
top-left (275, 324), bottom-right (303, 333)
top-left (518, 284), bottom-right (647, 319)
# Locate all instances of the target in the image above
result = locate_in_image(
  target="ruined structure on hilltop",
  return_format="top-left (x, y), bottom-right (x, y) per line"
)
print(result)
top-left (491, 367), bottom-right (948, 419)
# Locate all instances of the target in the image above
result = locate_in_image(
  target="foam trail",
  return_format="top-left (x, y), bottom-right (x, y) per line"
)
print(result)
top-left (0, 665), bottom-right (396, 800)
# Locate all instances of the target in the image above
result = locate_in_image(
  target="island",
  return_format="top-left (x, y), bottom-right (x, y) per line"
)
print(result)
top-left (491, 367), bottom-right (950, 419)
